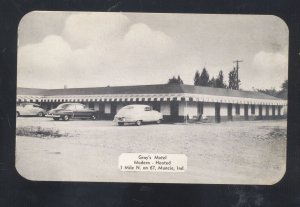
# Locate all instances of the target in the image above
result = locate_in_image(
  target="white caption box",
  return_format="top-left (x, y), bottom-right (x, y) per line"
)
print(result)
top-left (119, 153), bottom-right (187, 172)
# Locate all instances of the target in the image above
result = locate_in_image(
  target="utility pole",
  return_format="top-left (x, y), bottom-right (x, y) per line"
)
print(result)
top-left (233, 60), bottom-right (243, 90)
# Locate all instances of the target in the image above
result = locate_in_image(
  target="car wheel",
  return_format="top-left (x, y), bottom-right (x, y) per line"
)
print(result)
top-left (16, 112), bottom-right (20, 118)
top-left (118, 122), bottom-right (124, 126)
top-left (53, 117), bottom-right (60, 121)
top-left (90, 115), bottom-right (96, 120)
top-left (136, 120), bottom-right (142, 126)
top-left (37, 112), bottom-right (44, 117)
top-left (156, 119), bottom-right (162, 124)
top-left (63, 115), bottom-right (70, 121)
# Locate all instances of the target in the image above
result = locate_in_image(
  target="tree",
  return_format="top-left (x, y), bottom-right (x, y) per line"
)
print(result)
top-left (277, 79), bottom-right (288, 99)
top-left (281, 80), bottom-right (288, 91)
top-left (228, 69), bottom-right (235, 89)
top-left (209, 77), bottom-right (216, 87)
top-left (194, 70), bottom-right (201, 86)
top-left (177, 75), bottom-right (184, 84)
top-left (215, 70), bottom-right (226, 88)
top-left (200, 68), bottom-right (210, 86)
top-left (167, 75), bottom-right (184, 84)
top-left (256, 80), bottom-right (288, 100)
top-left (194, 67), bottom-right (210, 86)
top-left (228, 67), bottom-right (240, 90)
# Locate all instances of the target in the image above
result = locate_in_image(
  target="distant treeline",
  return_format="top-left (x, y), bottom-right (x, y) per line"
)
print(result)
top-left (168, 67), bottom-right (240, 89)
top-left (167, 68), bottom-right (288, 99)
top-left (257, 80), bottom-right (288, 99)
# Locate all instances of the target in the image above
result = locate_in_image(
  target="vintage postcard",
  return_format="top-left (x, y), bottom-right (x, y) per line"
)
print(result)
top-left (16, 12), bottom-right (288, 184)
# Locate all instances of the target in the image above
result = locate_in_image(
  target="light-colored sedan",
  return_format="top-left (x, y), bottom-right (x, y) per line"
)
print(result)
top-left (114, 104), bottom-right (163, 126)
top-left (16, 103), bottom-right (47, 117)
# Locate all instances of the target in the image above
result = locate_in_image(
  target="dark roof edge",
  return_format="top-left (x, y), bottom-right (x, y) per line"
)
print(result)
top-left (17, 84), bottom-right (284, 100)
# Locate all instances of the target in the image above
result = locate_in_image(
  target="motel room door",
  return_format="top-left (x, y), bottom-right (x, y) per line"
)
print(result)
top-left (215, 103), bottom-right (221, 123)
top-left (170, 101), bottom-right (179, 122)
top-left (227, 103), bottom-right (233, 121)
top-left (111, 103), bottom-right (117, 117)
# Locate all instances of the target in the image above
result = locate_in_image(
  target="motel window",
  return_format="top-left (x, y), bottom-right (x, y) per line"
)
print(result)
top-left (152, 102), bottom-right (161, 112)
top-left (235, 104), bottom-right (240, 115)
top-left (259, 105), bottom-right (262, 117)
top-left (251, 105), bottom-right (255, 115)
top-left (89, 102), bottom-right (95, 109)
top-left (272, 106), bottom-right (276, 116)
top-left (266, 106), bottom-right (269, 116)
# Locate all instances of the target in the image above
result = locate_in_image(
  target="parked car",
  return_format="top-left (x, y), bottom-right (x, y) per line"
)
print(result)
top-left (114, 104), bottom-right (163, 126)
top-left (46, 103), bottom-right (96, 121)
top-left (16, 103), bottom-right (46, 117)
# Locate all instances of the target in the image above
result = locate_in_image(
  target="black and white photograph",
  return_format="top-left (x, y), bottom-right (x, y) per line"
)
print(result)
top-left (16, 11), bottom-right (288, 184)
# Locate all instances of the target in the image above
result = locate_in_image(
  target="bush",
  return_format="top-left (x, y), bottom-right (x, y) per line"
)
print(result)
top-left (16, 126), bottom-right (66, 138)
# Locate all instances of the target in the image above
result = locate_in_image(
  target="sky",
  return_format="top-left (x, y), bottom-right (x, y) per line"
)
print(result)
top-left (17, 12), bottom-right (289, 90)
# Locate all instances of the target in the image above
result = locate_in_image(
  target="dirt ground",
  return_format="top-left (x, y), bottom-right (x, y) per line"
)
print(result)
top-left (16, 117), bottom-right (287, 184)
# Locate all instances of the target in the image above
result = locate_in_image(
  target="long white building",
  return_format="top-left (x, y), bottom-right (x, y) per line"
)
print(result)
top-left (17, 84), bottom-right (287, 122)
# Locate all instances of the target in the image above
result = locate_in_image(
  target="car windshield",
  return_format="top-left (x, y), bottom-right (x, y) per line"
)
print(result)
top-left (56, 104), bottom-right (70, 109)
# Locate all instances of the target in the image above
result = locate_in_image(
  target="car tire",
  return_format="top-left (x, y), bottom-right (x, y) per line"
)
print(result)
top-left (90, 115), bottom-right (96, 120)
top-left (16, 112), bottom-right (20, 118)
top-left (118, 122), bottom-right (124, 126)
top-left (53, 117), bottom-right (60, 121)
top-left (136, 120), bottom-right (142, 126)
top-left (37, 112), bottom-right (44, 117)
top-left (63, 115), bottom-right (70, 121)
top-left (156, 119), bottom-right (162, 124)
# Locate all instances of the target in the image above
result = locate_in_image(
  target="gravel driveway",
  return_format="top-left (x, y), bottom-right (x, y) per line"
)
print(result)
top-left (16, 117), bottom-right (287, 184)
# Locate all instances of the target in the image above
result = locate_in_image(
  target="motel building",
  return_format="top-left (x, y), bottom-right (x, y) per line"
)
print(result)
top-left (17, 84), bottom-right (287, 123)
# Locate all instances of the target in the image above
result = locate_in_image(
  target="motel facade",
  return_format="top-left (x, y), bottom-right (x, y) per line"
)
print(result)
top-left (17, 84), bottom-right (287, 122)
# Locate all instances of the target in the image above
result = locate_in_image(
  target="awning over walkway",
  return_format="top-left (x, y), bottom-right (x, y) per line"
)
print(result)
top-left (16, 93), bottom-right (287, 106)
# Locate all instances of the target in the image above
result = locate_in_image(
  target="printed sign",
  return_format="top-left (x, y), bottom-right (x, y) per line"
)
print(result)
top-left (119, 153), bottom-right (187, 172)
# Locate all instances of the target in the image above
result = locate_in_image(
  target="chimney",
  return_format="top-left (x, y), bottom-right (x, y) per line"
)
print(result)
top-left (64, 85), bottom-right (68, 89)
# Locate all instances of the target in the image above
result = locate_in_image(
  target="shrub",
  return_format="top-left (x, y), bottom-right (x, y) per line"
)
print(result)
top-left (16, 126), bottom-right (66, 138)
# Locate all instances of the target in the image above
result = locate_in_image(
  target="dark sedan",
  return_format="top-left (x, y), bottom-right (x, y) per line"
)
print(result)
top-left (46, 103), bottom-right (97, 121)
